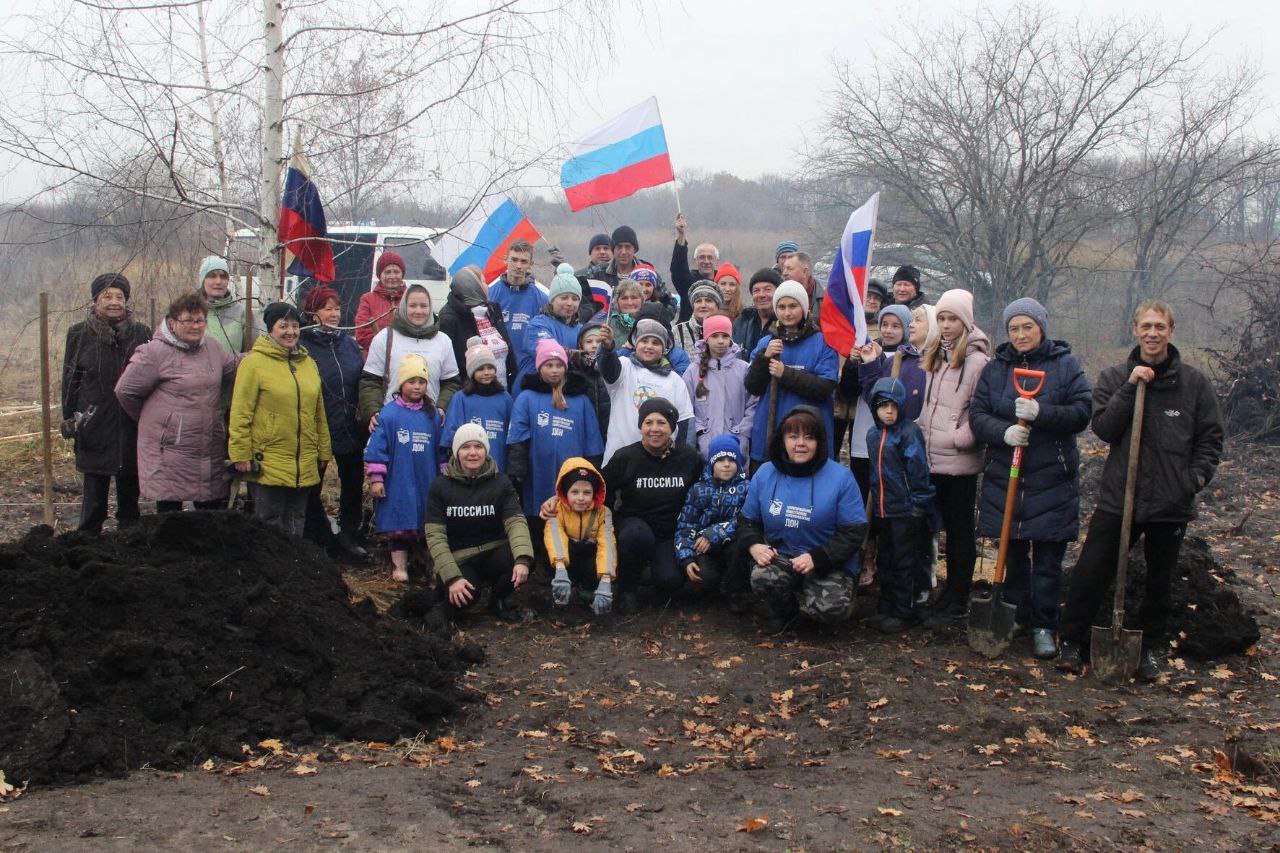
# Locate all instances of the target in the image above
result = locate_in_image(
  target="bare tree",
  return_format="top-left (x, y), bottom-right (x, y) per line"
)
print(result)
top-left (807, 4), bottom-right (1214, 327)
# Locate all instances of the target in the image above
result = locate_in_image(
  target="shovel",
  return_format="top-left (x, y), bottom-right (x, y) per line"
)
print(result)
top-left (968, 367), bottom-right (1046, 658)
top-left (1091, 381), bottom-right (1147, 683)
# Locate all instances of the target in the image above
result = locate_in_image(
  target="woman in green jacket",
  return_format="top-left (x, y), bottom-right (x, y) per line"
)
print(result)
top-left (229, 302), bottom-right (331, 536)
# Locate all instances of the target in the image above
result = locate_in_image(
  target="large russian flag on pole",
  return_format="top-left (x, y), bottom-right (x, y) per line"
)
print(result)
top-left (819, 193), bottom-right (879, 357)
top-left (433, 195), bottom-right (541, 282)
top-left (279, 138), bottom-right (335, 282)
top-left (560, 97), bottom-right (675, 212)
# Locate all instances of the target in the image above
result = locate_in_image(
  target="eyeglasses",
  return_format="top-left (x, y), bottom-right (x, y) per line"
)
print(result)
top-left (174, 316), bottom-right (207, 326)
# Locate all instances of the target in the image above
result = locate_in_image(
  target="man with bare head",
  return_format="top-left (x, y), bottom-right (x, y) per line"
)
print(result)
top-left (669, 213), bottom-right (720, 322)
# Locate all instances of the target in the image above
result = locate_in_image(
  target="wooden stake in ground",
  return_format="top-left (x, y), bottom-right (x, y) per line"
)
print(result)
top-left (243, 266), bottom-right (255, 353)
top-left (39, 291), bottom-right (54, 527)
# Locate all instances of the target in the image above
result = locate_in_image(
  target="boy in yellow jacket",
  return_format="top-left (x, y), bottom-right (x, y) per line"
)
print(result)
top-left (545, 457), bottom-right (616, 615)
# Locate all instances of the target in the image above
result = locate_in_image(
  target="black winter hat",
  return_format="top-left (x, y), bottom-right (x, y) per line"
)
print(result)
top-left (611, 225), bottom-right (639, 250)
top-left (589, 233), bottom-right (612, 252)
top-left (262, 301), bottom-right (303, 331)
top-left (866, 279), bottom-right (888, 300)
top-left (892, 265), bottom-right (922, 292)
top-left (637, 396), bottom-right (678, 431)
top-left (90, 272), bottom-right (131, 300)
top-left (749, 268), bottom-right (783, 289)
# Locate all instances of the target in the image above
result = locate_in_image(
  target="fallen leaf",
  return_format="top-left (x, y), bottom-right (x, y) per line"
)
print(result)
top-left (0, 771), bottom-right (22, 802)
top-left (249, 785), bottom-right (270, 797)
top-left (258, 738), bottom-right (286, 755)
top-left (572, 821), bottom-right (592, 834)
top-left (696, 695), bottom-right (721, 706)
top-left (465, 779), bottom-right (481, 788)
top-left (877, 807), bottom-right (904, 817)
top-left (290, 764), bottom-right (318, 777)
top-left (540, 661), bottom-right (564, 670)
top-left (736, 816), bottom-right (769, 833)
top-left (519, 730), bottom-right (550, 739)
top-left (867, 697), bottom-right (889, 710)
top-left (1119, 808), bottom-right (1147, 818)
top-left (200, 759), bottom-right (215, 772)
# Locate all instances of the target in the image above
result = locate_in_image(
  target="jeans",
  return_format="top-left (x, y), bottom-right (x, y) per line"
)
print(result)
top-left (250, 483), bottom-right (308, 537)
top-left (615, 516), bottom-right (681, 597)
top-left (1059, 511), bottom-right (1186, 647)
top-left (1001, 539), bottom-right (1068, 630)
top-left (79, 470), bottom-right (140, 533)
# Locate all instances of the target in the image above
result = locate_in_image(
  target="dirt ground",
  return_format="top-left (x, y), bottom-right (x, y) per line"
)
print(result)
top-left (1, 410), bottom-right (1278, 850)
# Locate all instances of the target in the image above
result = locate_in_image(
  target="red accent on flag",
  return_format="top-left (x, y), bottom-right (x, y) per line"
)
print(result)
top-left (563, 154), bottom-right (675, 212)
top-left (485, 218), bottom-right (542, 282)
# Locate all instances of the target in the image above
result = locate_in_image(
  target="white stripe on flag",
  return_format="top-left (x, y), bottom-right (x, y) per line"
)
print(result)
top-left (567, 97), bottom-right (662, 158)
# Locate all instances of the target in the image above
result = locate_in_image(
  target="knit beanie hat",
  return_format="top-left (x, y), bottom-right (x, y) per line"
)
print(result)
top-left (688, 280), bottom-right (724, 307)
top-left (560, 463), bottom-right (602, 495)
top-left (637, 396), bottom-right (678, 431)
top-left (611, 225), bottom-right (639, 250)
top-left (578, 321), bottom-right (604, 347)
top-left (629, 268), bottom-right (660, 288)
top-left (877, 304), bottom-right (913, 333)
top-left (535, 337), bottom-right (568, 372)
top-left (774, 240), bottom-right (800, 260)
top-left (547, 263), bottom-right (582, 302)
top-left (589, 233), bottom-right (612, 252)
top-left (630, 318), bottom-right (672, 352)
top-left (395, 352), bottom-right (430, 390)
top-left (1002, 297), bottom-right (1049, 338)
top-left (376, 251), bottom-right (406, 277)
top-left (934, 289), bottom-right (975, 332)
top-left (866, 279), bottom-right (888, 301)
top-left (702, 314), bottom-right (732, 340)
top-left (714, 262), bottom-right (742, 285)
top-left (464, 335), bottom-right (499, 377)
top-left (197, 256), bottom-right (230, 287)
top-left (892, 265), bottom-right (922, 292)
top-left (262, 301), bottom-right (302, 331)
top-left (749, 267), bottom-right (783, 290)
top-left (772, 280), bottom-right (810, 317)
top-left (90, 272), bottom-right (131, 300)
top-left (451, 422), bottom-right (490, 456)
top-left (302, 285), bottom-right (339, 316)
top-left (707, 433), bottom-right (744, 471)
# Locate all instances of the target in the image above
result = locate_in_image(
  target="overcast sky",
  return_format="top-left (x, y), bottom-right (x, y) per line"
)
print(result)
top-left (574, 0), bottom-right (1279, 179)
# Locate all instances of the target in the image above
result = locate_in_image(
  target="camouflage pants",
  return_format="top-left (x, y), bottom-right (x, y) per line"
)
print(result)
top-left (750, 558), bottom-right (856, 624)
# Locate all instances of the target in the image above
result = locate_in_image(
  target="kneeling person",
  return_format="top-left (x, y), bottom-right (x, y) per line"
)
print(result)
top-left (545, 458), bottom-right (617, 615)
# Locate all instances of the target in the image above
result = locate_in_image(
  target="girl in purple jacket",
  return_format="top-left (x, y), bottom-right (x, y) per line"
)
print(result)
top-left (682, 314), bottom-right (757, 457)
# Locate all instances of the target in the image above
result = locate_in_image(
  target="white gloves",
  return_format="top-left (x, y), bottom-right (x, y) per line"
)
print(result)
top-left (1004, 424), bottom-right (1031, 447)
top-left (1014, 397), bottom-right (1040, 422)
top-left (551, 566), bottom-right (572, 606)
top-left (593, 579), bottom-right (613, 615)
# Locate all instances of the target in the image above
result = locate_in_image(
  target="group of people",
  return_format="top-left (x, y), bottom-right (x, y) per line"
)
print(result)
top-left (60, 216), bottom-right (1223, 681)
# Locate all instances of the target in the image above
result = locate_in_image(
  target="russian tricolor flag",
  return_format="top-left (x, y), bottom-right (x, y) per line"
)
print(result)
top-left (819, 193), bottom-right (879, 357)
top-left (433, 195), bottom-right (542, 283)
top-left (279, 142), bottom-right (335, 282)
top-left (560, 98), bottom-right (675, 212)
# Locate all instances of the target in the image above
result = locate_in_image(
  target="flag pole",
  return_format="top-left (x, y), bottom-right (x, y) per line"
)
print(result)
top-left (654, 98), bottom-right (682, 214)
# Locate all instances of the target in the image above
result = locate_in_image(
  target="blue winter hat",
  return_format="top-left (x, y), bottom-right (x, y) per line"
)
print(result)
top-left (707, 434), bottom-right (744, 471)
top-left (774, 240), bottom-right (800, 260)
top-left (1003, 297), bottom-right (1049, 337)
top-left (548, 263), bottom-right (582, 302)
top-left (198, 256), bottom-right (229, 288)
top-left (877, 304), bottom-right (912, 333)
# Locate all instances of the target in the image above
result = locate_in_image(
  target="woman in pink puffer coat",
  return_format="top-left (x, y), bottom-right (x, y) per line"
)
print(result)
top-left (115, 292), bottom-right (240, 510)
top-left (917, 288), bottom-right (990, 620)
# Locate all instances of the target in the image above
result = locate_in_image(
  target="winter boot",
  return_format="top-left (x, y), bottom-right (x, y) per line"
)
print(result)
top-left (1055, 641), bottom-right (1085, 674)
top-left (1136, 647), bottom-right (1165, 683)
top-left (489, 594), bottom-right (520, 623)
top-left (336, 530), bottom-right (368, 561)
top-left (1032, 628), bottom-right (1058, 659)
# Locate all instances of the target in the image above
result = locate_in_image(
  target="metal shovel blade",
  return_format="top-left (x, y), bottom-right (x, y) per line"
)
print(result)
top-left (1090, 623), bottom-right (1143, 684)
top-left (967, 586), bottom-right (1020, 658)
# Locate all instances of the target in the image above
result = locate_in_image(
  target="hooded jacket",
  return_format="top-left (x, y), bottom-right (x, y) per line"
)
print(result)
top-left (359, 289), bottom-right (461, 421)
top-left (228, 334), bottom-right (331, 489)
top-left (354, 281), bottom-right (404, 355)
top-left (62, 311), bottom-right (152, 476)
top-left (674, 439), bottom-right (750, 565)
top-left (300, 325), bottom-right (365, 456)
top-left (682, 338), bottom-right (757, 457)
top-left (436, 279), bottom-right (518, 389)
top-left (865, 378), bottom-right (935, 519)
top-left (570, 320), bottom-right (611, 441)
top-left (970, 338), bottom-right (1092, 541)
top-left (732, 309), bottom-right (771, 363)
top-left (918, 328), bottom-right (991, 476)
top-left (364, 395), bottom-right (438, 534)
top-left (425, 454), bottom-right (532, 586)
top-left (203, 289), bottom-right (259, 355)
top-left (486, 273), bottom-right (548, 359)
top-left (507, 370), bottom-right (604, 515)
top-left (1089, 344), bottom-right (1223, 524)
top-left (744, 319), bottom-right (840, 462)
top-left (115, 319), bottom-right (238, 502)
top-left (442, 385), bottom-right (513, 472)
top-left (601, 435), bottom-right (703, 541)
top-left (544, 457), bottom-right (617, 580)
top-left (515, 304), bottom-right (581, 388)
top-left (855, 343), bottom-right (927, 422)
top-left (737, 405), bottom-right (867, 575)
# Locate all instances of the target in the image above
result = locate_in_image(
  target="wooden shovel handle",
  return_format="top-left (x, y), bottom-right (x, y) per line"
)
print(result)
top-left (1112, 381), bottom-right (1147, 623)
top-left (991, 421), bottom-right (1029, 586)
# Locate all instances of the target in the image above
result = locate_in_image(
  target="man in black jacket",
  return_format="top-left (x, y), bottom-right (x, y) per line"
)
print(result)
top-left (1056, 300), bottom-right (1223, 682)
top-left (733, 268), bottom-right (780, 361)
top-left (891, 265), bottom-right (927, 309)
top-left (669, 213), bottom-right (719, 323)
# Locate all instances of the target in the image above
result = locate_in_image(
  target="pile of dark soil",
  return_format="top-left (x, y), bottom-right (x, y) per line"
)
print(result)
top-left (1125, 535), bottom-right (1261, 659)
top-left (0, 512), bottom-right (465, 785)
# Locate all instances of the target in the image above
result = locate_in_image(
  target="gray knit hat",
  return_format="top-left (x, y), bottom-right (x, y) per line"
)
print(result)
top-left (1002, 297), bottom-right (1049, 337)
top-left (688, 279), bottom-right (724, 307)
top-left (630, 318), bottom-right (671, 352)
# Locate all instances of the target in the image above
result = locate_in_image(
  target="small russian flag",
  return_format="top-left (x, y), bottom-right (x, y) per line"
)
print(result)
top-left (279, 139), bottom-right (335, 282)
top-left (560, 98), bottom-right (675, 212)
top-left (588, 279), bottom-right (612, 312)
top-left (433, 195), bottom-right (541, 283)
top-left (819, 193), bottom-right (879, 357)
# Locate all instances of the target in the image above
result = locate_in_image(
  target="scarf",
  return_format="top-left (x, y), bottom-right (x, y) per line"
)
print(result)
top-left (391, 285), bottom-right (438, 339)
top-left (85, 308), bottom-right (136, 345)
top-left (629, 352), bottom-right (673, 377)
top-left (472, 305), bottom-right (509, 365)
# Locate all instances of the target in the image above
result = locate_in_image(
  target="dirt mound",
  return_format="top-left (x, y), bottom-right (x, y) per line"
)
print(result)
top-left (0, 512), bottom-right (465, 785)
top-left (1124, 535), bottom-right (1261, 659)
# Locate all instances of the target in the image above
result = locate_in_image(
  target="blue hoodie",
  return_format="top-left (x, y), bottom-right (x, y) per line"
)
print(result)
top-left (515, 308), bottom-right (580, 388)
top-left (488, 276), bottom-right (548, 359)
top-left (674, 435), bottom-right (750, 565)
top-left (441, 386), bottom-right (514, 471)
top-left (865, 378), bottom-right (935, 519)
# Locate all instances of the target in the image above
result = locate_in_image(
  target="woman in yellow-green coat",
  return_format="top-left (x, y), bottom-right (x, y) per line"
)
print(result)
top-left (229, 302), bottom-right (331, 536)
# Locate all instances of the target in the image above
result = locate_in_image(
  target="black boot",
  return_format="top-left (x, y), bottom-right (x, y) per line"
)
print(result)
top-left (336, 530), bottom-right (368, 560)
top-left (727, 592), bottom-right (751, 615)
top-left (615, 589), bottom-right (641, 616)
top-left (761, 600), bottom-right (798, 635)
top-left (489, 595), bottom-right (520, 623)
top-left (1055, 641), bottom-right (1084, 674)
top-left (1136, 647), bottom-right (1165, 683)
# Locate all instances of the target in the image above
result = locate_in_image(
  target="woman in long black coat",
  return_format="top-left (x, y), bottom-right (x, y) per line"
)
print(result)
top-left (436, 265), bottom-right (518, 389)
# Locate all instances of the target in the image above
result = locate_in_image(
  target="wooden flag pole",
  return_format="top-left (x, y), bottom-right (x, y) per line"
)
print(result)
top-left (653, 98), bottom-right (682, 214)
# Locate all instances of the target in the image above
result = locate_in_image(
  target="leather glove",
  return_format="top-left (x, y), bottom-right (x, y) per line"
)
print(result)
top-left (592, 578), bottom-right (613, 615)
top-left (59, 418), bottom-right (77, 440)
top-left (547, 244), bottom-right (566, 266)
top-left (1004, 424), bottom-right (1030, 447)
top-left (1014, 397), bottom-right (1039, 422)
top-left (551, 566), bottom-right (572, 606)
